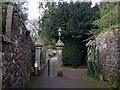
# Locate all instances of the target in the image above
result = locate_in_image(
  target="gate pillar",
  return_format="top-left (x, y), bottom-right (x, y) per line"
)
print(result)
top-left (35, 45), bottom-right (42, 75)
top-left (56, 40), bottom-right (64, 76)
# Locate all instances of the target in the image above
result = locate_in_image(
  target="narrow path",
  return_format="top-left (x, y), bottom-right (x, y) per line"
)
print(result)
top-left (28, 56), bottom-right (108, 88)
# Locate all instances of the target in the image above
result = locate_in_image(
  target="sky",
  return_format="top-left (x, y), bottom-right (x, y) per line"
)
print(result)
top-left (27, 0), bottom-right (101, 20)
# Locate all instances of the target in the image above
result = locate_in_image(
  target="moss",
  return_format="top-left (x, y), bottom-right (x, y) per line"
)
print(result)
top-left (107, 33), bottom-right (111, 38)
top-left (22, 73), bottom-right (31, 88)
top-left (96, 25), bottom-right (118, 36)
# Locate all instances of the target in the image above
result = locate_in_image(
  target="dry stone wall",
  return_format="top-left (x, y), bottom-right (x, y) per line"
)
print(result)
top-left (2, 5), bottom-right (35, 88)
top-left (96, 27), bottom-right (120, 81)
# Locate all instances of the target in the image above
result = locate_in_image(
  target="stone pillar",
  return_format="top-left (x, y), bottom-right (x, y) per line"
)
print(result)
top-left (0, 6), bottom-right (2, 90)
top-left (5, 5), bottom-right (13, 38)
top-left (35, 46), bottom-right (42, 75)
top-left (35, 46), bottom-right (42, 70)
top-left (56, 40), bottom-right (64, 76)
top-left (57, 47), bottom-right (63, 68)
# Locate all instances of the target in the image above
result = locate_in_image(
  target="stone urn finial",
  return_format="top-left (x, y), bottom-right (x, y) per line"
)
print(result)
top-left (56, 39), bottom-right (64, 47)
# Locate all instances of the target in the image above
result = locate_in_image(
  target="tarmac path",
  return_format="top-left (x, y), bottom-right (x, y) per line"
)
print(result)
top-left (28, 56), bottom-right (108, 88)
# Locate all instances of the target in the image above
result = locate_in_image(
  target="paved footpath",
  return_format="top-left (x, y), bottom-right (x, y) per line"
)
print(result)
top-left (28, 56), bottom-right (108, 88)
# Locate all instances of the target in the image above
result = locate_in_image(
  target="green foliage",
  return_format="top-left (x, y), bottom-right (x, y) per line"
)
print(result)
top-left (38, 2), bottom-right (99, 67)
top-left (58, 67), bottom-right (62, 73)
top-left (57, 67), bottom-right (63, 76)
top-left (108, 73), bottom-right (120, 89)
top-left (39, 2), bottom-right (99, 41)
top-left (98, 25), bottom-right (118, 35)
top-left (48, 39), bottom-right (57, 49)
top-left (62, 38), bottom-right (87, 67)
top-left (90, 2), bottom-right (118, 34)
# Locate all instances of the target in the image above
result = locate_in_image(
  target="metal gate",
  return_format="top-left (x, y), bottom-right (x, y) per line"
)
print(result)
top-left (86, 40), bottom-right (100, 79)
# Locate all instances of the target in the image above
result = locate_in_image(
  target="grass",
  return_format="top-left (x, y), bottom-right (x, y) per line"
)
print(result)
top-left (81, 76), bottom-right (109, 88)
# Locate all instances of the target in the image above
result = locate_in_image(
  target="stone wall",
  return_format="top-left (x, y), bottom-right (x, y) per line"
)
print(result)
top-left (96, 27), bottom-right (120, 81)
top-left (0, 4), bottom-right (2, 90)
top-left (2, 5), bottom-right (35, 88)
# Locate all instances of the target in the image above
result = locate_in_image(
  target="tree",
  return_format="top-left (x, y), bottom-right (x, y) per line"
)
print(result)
top-left (38, 2), bottom-right (99, 67)
top-left (13, 1), bottom-right (28, 21)
top-left (90, 2), bottom-right (118, 34)
top-left (38, 2), bottom-right (99, 41)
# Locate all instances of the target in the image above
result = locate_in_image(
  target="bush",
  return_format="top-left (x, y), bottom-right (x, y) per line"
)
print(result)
top-left (62, 38), bottom-right (87, 67)
top-left (57, 67), bottom-right (63, 76)
top-left (108, 73), bottom-right (120, 89)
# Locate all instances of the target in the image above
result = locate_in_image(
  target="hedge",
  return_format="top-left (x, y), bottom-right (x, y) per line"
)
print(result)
top-left (62, 38), bottom-right (87, 67)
